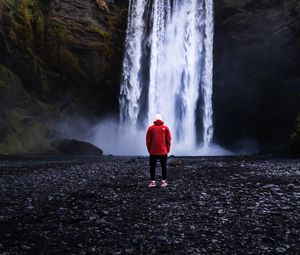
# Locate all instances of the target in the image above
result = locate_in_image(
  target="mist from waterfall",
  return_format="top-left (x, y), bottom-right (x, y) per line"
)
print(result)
top-left (117, 0), bottom-right (224, 156)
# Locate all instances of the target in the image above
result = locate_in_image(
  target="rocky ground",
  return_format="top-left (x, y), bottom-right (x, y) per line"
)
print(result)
top-left (0, 156), bottom-right (299, 254)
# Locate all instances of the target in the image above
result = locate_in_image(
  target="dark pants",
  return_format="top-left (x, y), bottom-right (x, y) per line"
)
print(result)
top-left (150, 154), bottom-right (167, 181)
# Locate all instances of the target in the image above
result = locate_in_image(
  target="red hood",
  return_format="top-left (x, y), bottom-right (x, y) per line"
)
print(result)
top-left (154, 119), bottom-right (164, 126)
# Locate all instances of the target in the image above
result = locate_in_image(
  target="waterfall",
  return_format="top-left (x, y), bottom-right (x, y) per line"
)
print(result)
top-left (119, 0), bottom-right (146, 127)
top-left (119, 0), bottom-right (215, 155)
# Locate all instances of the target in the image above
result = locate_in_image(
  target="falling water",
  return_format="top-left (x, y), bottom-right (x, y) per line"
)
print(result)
top-left (119, 0), bottom-right (215, 155)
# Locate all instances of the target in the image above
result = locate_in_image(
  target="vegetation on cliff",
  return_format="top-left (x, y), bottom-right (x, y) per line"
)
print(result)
top-left (291, 114), bottom-right (300, 154)
top-left (0, 64), bottom-right (54, 154)
top-left (0, 0), bottom-right (128, 154)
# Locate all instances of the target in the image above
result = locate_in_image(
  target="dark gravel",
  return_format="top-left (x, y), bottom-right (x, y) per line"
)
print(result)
top-left (0, 156), bottom-right (299, 255)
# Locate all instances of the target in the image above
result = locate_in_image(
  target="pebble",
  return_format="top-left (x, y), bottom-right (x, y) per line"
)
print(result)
top-left (102, 210), bottom-right (109, 215)
top-left (47, 195), bottom-right (54, 201)
top-left (96, 218), bottom-right (107, 225)
top-left (276, 247), bottom-right (287, 253)
top-left (89, 214), bottom-right (98, 220)
top-left (21, 245), bottom-right (31, 250)
top-left (156, 236), bottom-right (167, 241)
top-left (125, 248), bottom-right (134, 254)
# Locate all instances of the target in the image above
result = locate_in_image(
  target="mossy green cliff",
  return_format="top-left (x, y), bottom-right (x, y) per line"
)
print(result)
top-left (0, 0), bottom-right (128, 154)
top-left (0, 64), bottom-right (54, 154)
top-left (291, 114), bottom-right (300, 154)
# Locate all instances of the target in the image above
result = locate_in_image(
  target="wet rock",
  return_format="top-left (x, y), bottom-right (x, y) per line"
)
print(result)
top-left (47, 195), bottom-right (54, 201)
top-left (89, 214), bottom-right (99, 221)
top-left (276, 246), bottom-right (287, 253)
top-left (21, 244), bottom-right (31, 250)
top-left (156, 236), bottom-right (167, 242)
top-left (101, 210), bottom-right (109, 215)
top-left (56, 139), bottom-right (103, 156)
top-left (96, 219), bottom-right (107, 225)
top-left (125, 248), bottom-right (134, 254)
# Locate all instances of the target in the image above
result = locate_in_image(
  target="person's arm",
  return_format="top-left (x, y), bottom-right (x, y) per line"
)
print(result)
top-left (165, 127), bottom-right (172, 153)
top-left (146, 127), bottom-right (152, 153)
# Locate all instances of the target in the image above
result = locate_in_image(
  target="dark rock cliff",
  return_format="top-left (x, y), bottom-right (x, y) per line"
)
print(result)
top-left (291, 115), bottom-right (300, 154)
top-left (0, 0), bottom-right (128, 154)
top-left (213, 0), bottom-right (300, 152)
top-left (0, 0), bottom-right (299, 154)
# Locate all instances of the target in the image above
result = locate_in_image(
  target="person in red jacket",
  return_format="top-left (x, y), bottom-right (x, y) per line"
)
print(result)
top-left (146, 113), bottom-right (172, 187)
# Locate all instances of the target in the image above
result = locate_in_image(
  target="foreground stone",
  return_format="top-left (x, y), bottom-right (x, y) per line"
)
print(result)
top-left (0, 156), bottom-right (299, 254)
top-left (56, 139), bottom-right (103, 156)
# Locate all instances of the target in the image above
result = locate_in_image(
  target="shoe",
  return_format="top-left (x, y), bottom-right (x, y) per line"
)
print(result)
top-left (148, 181), bottom-right (156, 188)
top-left (161, 180), bottom-right (168, 187)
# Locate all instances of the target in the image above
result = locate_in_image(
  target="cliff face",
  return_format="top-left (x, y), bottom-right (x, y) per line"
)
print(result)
top-left (0, 0), bottom-right (128, 154)
top-left (0, 64), bottom-right (53, 154)
top-left (213, 0), bottom-right (300, 152)
top-left (291, 115), bottom-right (300, 154)
top-left (0, 0), bottom-right (127, 113)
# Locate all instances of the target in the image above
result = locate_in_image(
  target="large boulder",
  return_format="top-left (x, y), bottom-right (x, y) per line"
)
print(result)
top-left (56, 139), bottom-right (103, 156)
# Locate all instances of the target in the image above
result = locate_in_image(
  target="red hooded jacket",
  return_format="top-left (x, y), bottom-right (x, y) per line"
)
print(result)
top-left (146, 120), bottom-right (172, 155)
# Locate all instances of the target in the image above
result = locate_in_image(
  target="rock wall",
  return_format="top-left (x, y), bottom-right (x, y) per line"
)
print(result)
top-left (0, 64), bottom-right (54, 154)
top-left (213, 0), bottom-right (300, 152)
top-left (291, 114), bottom-right (300, 154)
top-left (0, 0), bottom-right (128, 154)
